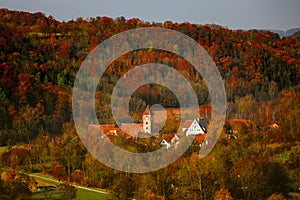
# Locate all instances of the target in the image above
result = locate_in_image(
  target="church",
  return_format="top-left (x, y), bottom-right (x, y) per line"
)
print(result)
top-left (88, 105), bottom-right (153, 139)
top-left (142, 105), bottom-right (152, 134)
top-left (120, 105), bottom-right (153, 137)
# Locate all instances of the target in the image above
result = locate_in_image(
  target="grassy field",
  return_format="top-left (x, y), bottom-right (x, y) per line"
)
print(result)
top-left (31, 175), bottom-right (112, 200)
top-left (0, 145), bottom-right (23, 154)
top-left (0, 146), bottom-right (112, 199)
top-left (0, 146), bottom-right (9, 154)
top-left (32, 189), bottom-right (112, 200)
top-left (76, 188), bottom-right (112, 200)
top-left (32, 187), bottom-right (112, 200)
top-left (32, 190), bottom-right (61, 200)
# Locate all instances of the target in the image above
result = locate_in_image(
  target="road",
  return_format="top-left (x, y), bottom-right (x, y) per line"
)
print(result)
top-left (28, 173), bottom-right (110, 195)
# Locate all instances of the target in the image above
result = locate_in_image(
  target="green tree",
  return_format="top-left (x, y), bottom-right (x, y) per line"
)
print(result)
top-left (10, 173), bottom-right (33, 200)
top-left (0, 88), bottom-right (9, 129)
top-left (13, 105), bottom-right (41, 143)
top-left (13, 105), bottom-right (44, 171)
top-left (235, 94), bottom-right (256, 119)
top-left (57, 71), bottom-right (67, 85)
top-left (268, 81), bottom-right (278, 100)
top-left (111, 174), bottom-right (136, 200)
top-left (134, 174), bottom-right (158, 200)
top-left (283, 107), bottom-right (300, 139)
top-left (31, 133), bottom-right (50, 164)
top-left (231, 154), bottom-right (289, 200)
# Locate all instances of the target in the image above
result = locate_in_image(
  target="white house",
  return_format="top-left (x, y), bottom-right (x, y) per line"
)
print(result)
top-left (160, 139), bottom-right (171, 149)
top-left (182, 118), bottom-right (207, 136)
top-left (160, 134), bottom-right (180, 149)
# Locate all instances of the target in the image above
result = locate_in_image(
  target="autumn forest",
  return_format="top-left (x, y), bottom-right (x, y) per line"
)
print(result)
top-left (0, 9), bottom-right (299, 200)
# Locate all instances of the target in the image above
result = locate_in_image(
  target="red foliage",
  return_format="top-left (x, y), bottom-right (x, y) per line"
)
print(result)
top-left (100, 16), bottom-right (113, 24)
top-left (71, 169), bottom-right (83, 184)
top-left (7, 105), bottom-right (17, 116)
top-left (51, 162), bottom-right (67, 181)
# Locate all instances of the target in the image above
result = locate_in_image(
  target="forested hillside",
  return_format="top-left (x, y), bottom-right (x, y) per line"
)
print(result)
top-left (0, 9), bottom-right (299, 200)
top-left (0, 9), bottom-right (299, 143)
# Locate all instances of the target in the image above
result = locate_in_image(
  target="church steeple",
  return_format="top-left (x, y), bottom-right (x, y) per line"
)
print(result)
top-left (143, 105), bottom-right (150, 115)
top-left (142, 105), bottom-right (152, 134)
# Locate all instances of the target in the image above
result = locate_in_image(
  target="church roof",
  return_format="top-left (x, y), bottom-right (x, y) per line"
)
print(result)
top-left (143, 105), bottom-right (151, 115)
top-left (120, 123), bottom-right (143, 137)
top-left (88, 124), bottom-right (115, 136)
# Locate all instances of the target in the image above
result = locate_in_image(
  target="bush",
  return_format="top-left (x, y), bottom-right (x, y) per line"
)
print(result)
top-left (267, 193), bottom-right (286, 200)
top-left (58, 183), bottom-right (77, 200)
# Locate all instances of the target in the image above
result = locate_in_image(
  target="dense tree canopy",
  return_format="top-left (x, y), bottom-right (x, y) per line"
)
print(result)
top-left (0, 9), bottom-right (299, 200)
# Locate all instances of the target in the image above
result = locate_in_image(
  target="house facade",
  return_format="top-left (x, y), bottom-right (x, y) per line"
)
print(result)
top-left (182, 118), bottom-right (207, 136)
top-left (160, 134), bottom-right (180, 149)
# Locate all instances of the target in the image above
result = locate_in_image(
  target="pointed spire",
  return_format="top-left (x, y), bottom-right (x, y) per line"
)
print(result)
top-left (143, 105), bottom-right (150, 115)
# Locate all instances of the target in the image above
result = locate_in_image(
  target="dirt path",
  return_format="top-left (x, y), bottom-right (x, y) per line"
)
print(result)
top-left (28, 173), bottom-right (110, 194)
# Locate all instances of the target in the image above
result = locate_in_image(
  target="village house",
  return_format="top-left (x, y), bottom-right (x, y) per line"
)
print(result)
top-left (160, 134), bottom-right (180, 149)
top-left (182, 118), bottom-right (208, 136)
top-left (88, 106), bottom-right (211, 151)
top-left (269, 122), bottom-right (280, 131)
top-left (224, 119), bottom-right (253, 137)
top-left (193, 134), bottom-right (208, 148)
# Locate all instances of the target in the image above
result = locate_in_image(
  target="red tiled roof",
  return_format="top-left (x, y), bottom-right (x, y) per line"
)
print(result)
top-left (88, 124), bottom-right (115, 136)
top-left (88, 124), bottom-right (102, 136)
top-left (194, 134), bottom-right (207, 144)
top-left (161, 133), bottom-right (176, 143)
top-left (182, 120), bottom-right (193, 129)
top-left (100, 124), bottom-right (115, 129)
top-left (102, 127), bottom-right (119, 134)
top-left (120, 123), bottom-right (143, 137)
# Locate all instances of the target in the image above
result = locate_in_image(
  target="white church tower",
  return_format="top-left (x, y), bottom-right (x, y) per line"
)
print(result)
top-left (142, 105), bottom-right (152, 134)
